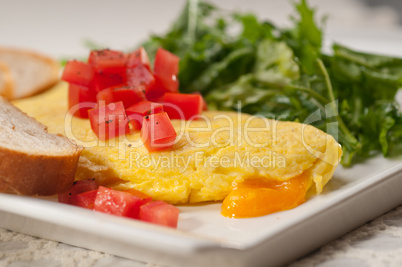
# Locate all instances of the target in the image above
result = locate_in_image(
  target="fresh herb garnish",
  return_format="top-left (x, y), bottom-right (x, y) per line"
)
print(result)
top-left (142, 0), bottom-right (402, 166)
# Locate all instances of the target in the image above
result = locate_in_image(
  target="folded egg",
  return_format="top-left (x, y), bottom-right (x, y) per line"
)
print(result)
top-left (14, 83), bottom-right (342, 207)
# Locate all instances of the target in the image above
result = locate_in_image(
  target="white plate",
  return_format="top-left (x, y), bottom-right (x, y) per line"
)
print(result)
top-left (1, 155), bottom-right (402, 267)
top-left (1, 40), bottom-right (402, 266)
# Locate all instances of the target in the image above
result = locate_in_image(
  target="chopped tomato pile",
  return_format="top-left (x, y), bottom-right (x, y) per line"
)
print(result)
top-left (61, 47), bottom-right (207, 151)
top-left (58, 179), bottom-right (179, 228)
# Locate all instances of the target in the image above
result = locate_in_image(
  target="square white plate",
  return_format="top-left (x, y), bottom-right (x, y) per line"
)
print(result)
top-left (1, 155), bottom-right (402, 266)
top-left (1, 39), bottom-right (402, 267)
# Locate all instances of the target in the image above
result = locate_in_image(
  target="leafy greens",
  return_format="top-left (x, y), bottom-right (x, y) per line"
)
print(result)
top-left (142, 0), bottom-right (402, 166)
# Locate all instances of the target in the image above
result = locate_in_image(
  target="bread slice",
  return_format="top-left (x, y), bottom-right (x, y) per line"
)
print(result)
top-left (0, 62), bottom-right (13, 99)
top-left (0, 97), bottom-right (83, 195)
top-left (0, 47), bottom-right (59, 100)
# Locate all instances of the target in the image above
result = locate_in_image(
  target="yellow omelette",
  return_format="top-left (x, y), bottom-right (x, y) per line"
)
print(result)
top-left (14, 83), bottom-right (341, 213)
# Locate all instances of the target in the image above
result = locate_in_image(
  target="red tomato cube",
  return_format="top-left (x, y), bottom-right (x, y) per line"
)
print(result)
top-left (88, 49), bottom-right (127, 72)
top-left (68, 190), bottom-right (98, 209)
top-left (124, 188), bottom-right (152, 201)
top-left (191, 92), bottom-right (208, 111)
top-left (91, 71), bottom-right (126, 92)
top-left (68, 83), bottom-right (97, 118)
top-left (141, 112), bottom-right (177, 152)
top-left (127, 100), bottom-right (163, 116)
top-left (62, 60), bottom-right (95, 87)
top-left (152, 48), bottom-right (179, 94)
top-left (126, 100), bottom-right (164, 130)
top-left (94, 186), bottom-right (152, 219)
top-left (126, 64), bottom-right (155, 92)
top-left (163, 93), bottom-right (203, 120)
top-left (110, 86), bottom-right (146, 108)
top-left (145, 89), bottom-right (165, 103)
top-left (88, 101), bottom-right (129, 140)
top-left (96, 85), bottom-right (146, 108)
top-left (89, 49), bottom-right (127, 92)
top-left (139, 201), bottom-right (179, 228)
top-left (95, 87), bottom-right (114, 106)
top-left (127, 47), bottom-right (151, 71)
top-left (58, 179), bottom-right (98, 204)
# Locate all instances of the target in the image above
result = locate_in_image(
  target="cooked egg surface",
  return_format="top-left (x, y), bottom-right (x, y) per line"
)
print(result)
top-left (14, 83), bottom-right (342, 204)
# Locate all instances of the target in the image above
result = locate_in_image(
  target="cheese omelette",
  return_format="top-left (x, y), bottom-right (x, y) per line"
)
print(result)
top-left (14, 83), bottom-right (342, 204)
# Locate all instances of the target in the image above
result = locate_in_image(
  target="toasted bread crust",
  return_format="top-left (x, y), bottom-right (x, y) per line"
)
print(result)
top-left (0, 97), bottom-right (83, 196)
top-left (0, 46), bottom-right (60, 100)
top-left (0, 144), bottom-right (82, 196)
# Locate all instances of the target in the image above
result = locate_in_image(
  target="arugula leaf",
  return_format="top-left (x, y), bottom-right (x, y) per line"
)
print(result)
top-left (205, 39), bottom-right (300, 114)
top-left (280, 0), bottom-right (323, 75)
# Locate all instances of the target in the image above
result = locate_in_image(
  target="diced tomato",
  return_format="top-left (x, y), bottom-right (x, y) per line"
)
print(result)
top-left (125, 113), bottom-right (143, 131)
top-left (191, 92), bottom-right (208, 111)
top-left (127, 100), bottom-right (164, 116)
top-left (126, 64), bottom-right (155, 92)
top-left (152, 48), bottom-right (179, 94)
top-left (139, 201), bottom-right (179, 228)
top-left (68, 190), bottom-right (98, 209)
top-left (145, 90), bottom-right (165, 103)
top-left (88, 49), bottom-right (127, 72)
top-left (88, 102), bottom-right (129, 140)
top-left (141, 112), bottom-right (177, 152)
top-left (127, 47), bottom-right (151, 71)
top-left (58, 179), bottom-right (98, 204)
top-left (65, 46), bottom-right (182, 142)
top-left (124, 188), bottom-right (152, 201)
top-left (95, 87), bottom-right (114, 105)
top-left (62, 60), bottom-right (95, 87)
top-left (110, 86), bottom-right (145, 108)
top-left (88, 49), bottom-right (127, 92)
top-left (96, 85), bottom-right (145, 108)
top-left (126, 100), bottom-right (164, 129)
top-left (68, 83), bottom-right (97, 118)
top-left (94, 186), bottom-right (152, 219)
top-left (163, 93), bottom-right (203, 120)
top-left (91, 71), bottom-right (126, 92)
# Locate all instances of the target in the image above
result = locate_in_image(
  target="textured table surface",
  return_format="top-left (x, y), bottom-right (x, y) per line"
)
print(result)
top-left (1, 0), bottom-right (402, 266)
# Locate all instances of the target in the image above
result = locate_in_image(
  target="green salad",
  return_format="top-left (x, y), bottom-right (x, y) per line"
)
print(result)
top-left (141, 0), bottom-right (402, 167)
